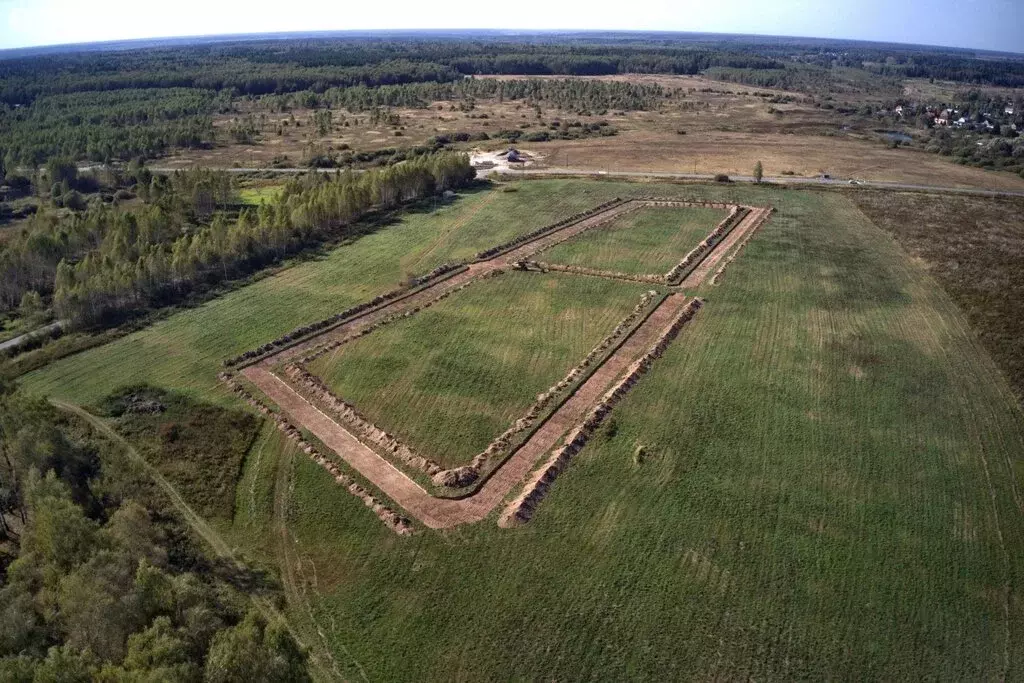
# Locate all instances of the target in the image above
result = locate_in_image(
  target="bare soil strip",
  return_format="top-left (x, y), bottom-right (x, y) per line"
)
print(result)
top-left (242, 293), bottom-right (694, 528)
top-left (681, 207), bottom-right (773, 288)
top-left (231, 197), bottom-right (772, 528)
top-left (500, 298), bottom-right (704, 527)
top-left (709, 207), bottom-right (775, 285)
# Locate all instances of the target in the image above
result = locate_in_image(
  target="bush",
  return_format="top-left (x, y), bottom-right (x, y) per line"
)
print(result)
top-left (714, 173), bottom-right (731, 182)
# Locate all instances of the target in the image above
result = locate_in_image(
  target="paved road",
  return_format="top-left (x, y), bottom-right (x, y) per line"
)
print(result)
top-left (0, 321), bottom-right (64, 352)
top-left (139, 164), bottom-right (1024, 199)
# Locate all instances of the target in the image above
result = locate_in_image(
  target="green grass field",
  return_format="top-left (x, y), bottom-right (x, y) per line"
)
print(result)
top-left (238, 185), bottom-right (284, 205)
top-left (539, 205), bottom-right (726, 275)
top-left (17, 179), bottom-right (1024, 679)
top-left (306, 271), bottom-right (651, 468)
top-left (20, 181), bottom-right (630, 406)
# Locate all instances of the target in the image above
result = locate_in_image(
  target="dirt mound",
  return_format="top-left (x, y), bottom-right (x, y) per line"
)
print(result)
top-left (499, 297), bottom-right (704, 527)
top-left (709, 206), bottom-right (774, 285)
top-left (664, 206), bottom-right (745, 283)
top-left (282, 364), bottom-right (443, 478)
top-left (219, 372), bottom-right (414, 535)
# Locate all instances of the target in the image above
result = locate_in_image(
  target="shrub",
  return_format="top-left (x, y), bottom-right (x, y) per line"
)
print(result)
top-left (714, 174), bottom-right (731, 182)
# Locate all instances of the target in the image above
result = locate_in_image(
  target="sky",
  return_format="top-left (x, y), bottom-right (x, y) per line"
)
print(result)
top-left (1, 0), bottom-right (1022, 53)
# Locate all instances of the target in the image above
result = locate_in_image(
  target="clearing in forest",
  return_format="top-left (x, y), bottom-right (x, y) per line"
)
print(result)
top-left (303, 270), bottom-right (654, 469)
top-left (538, 205), bottom-right (728, 276)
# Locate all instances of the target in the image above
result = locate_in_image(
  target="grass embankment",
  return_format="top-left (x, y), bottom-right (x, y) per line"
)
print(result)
top-left (540, 205), bottom-right (726, 275)
top-left (852, 191), bottom-right (1024, 402)
top-left (306, 271), bottom-right (650, 468)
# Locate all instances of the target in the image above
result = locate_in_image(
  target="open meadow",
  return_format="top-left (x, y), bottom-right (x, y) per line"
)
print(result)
top-left (16, 176), bottom-right (1024, 679)
top-left (151, 72), bottom-right (1024, 193)
top-left (538, 205), bottom-right (726, 275)
top-left (306, 271), bottom-right (652, 468)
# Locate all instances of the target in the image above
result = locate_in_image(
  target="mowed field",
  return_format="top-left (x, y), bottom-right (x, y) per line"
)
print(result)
top-left (307, 271), bottom-right (651, 468)
top-left (539, 205), bottom-right (726, 275)
top-left (18, 179), bottom-right (1024, 679)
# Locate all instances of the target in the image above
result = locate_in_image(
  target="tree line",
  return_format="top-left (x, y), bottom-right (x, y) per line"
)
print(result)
top-left (49, 151), bottom-right (474, 327)
top-left (262, 77), bottom-right (676, 115)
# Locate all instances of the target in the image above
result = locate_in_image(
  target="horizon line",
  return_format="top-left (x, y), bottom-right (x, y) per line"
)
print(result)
top-left (2, 27), bottom-right (1022, 59)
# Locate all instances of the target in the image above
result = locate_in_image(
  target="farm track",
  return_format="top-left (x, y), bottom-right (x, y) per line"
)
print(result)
top-left (243, 293), bottom-right (694, 528)
top-left (682, 207), bottom-right (772, 288)
top-left (50, 400), bottom-right (340, 681)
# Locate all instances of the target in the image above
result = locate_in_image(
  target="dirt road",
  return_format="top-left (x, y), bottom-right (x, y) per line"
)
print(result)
top-left (243, 293), bottom-right (693, 528)
top-left (682, 207), bottom-right (771, 288)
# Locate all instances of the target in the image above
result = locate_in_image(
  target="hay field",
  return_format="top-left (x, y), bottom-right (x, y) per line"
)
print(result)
top-left (19, 179), bottom-right (1024, 678)
top-left (305, 271), bottom-right (651, 468)
top-left (539, 205), bottom-right (726, 275)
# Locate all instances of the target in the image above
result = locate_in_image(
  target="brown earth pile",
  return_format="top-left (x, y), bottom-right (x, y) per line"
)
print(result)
top-left (219, 372), bottom-right (414, 535)
top-left (499, 297), bottom-right (704, 527)
top-left (709, 206), bottom-right (774, 285)
top-left (298, 269), bottom-right (505, 365)
top-left (282, 363), bottom-right (445, 479)
top-left (223, 262), bottom-right (466, 368)
top-left (663, 206), bottom-right (744, 283)
top-left (459, 290), bottom-right (660, 479)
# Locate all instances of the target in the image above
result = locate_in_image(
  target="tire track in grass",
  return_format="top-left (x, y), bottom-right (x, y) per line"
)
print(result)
top-left (404, 190), bottom-right (500, 273)
top-left (50, 400), bottom-right (342, 682)
top-left (273, 439), bottom-right (367, 683)
top-left (917, 298), bottom-right (1012, 680)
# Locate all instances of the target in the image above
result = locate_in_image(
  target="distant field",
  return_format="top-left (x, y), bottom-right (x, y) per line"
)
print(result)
top-left (539, 205), bottom-right (725, 275)
top-left (306, 271), bottom-right (651, 468)
top-left (238, 185), bottom-right (283, 205)
top-left (853, 191), bottom-right (1024, 401)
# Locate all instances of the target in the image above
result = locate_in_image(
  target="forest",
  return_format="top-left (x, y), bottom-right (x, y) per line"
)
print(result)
top-left (0, 383), bottom-right (311, 680)
top-left (0, 151), bottom-right (474, 330)
top-left (3, 34), bottom-right (1023, 167)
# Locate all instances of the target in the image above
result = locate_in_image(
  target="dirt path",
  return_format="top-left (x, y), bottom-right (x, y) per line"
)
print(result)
top-left (681, 207), bottom-right (770, 288)
top-left (49, 400), bottom-right (337, 679)
top-left (243, 293), bottom-right (692, 528)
